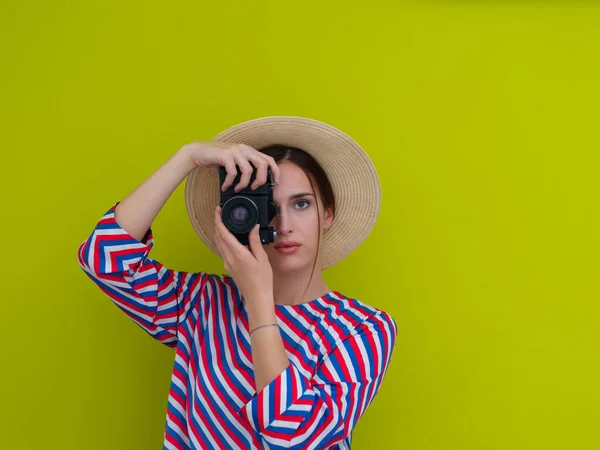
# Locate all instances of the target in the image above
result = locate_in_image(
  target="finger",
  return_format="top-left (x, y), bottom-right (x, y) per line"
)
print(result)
top-left (241, 145), bottom-right (279, 187)
top-left (214, 229), bottom-right (228, 261)
top-left (253, 152), bottom-right (281, 183)
top-left (215, 207), bottom-right (235, 261)
top-left (245, 155), bottom-right (268, 190)
top-left (220, 155), bottom-right (238, 192)
top-left (214, 223), bottom-right (228, 259)
top-left (247, 224), bottom-right (265, 260)
top-left (233, 153), bottom-right (254, 192)
top-left (271, 161), bottom-right (281, 186)
top-left (259, 153), bottom-right (281, 185)
top-left (216, 205), bottom-right (251, 258)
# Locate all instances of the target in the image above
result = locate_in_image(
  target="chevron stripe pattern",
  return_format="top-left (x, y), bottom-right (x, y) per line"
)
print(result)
top-left (78, 202), bottom-right (398, 449)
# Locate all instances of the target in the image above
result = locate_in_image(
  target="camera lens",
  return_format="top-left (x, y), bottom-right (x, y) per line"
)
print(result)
top-left (231, 205), bottom-right (249, 224)
top-left (222, 196), bottom-right (259, 234)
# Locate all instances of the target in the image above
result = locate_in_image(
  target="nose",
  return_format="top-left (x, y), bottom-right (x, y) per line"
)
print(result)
top-left (273, 209), bottom-right (293, 235)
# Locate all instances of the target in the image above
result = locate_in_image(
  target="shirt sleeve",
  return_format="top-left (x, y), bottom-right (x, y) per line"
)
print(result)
top-left (77, 201), bottom-right (207, 348)
top-left (238, 310), bottom-right (398, 449)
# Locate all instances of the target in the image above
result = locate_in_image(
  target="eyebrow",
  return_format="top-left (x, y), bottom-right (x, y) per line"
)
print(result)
top-left (289, 192), bottom-right (315, 200)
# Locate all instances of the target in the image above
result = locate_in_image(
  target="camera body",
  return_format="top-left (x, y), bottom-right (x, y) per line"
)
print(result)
top-left (219, 166), bottom-right (279, 246)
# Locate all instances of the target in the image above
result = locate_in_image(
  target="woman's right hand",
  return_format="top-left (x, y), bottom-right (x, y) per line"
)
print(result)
top-left (182, 141), bottom-right (281, 192)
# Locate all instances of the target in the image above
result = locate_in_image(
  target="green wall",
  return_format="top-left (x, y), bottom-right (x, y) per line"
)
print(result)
top-left (1, 1), bottom-right (598, 449)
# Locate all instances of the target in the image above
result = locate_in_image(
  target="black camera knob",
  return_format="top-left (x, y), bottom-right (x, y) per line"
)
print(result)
top-left (270, 230), bottom-right (277, 241)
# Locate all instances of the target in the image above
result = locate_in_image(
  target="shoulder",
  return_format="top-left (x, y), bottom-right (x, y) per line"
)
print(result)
top-left (321, 292), bottom-right (398, 343)
top-left (316, 294), bottom-right (398, 381)
top-left (326, 292), bottom-right (397, 327)
top-left (178, 272), bottom-right (239, 299)
top-left (203, 273), bottom-right (239, 296)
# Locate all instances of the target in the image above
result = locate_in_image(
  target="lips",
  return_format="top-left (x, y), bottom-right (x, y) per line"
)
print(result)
top-left (274, 241), bottom-right (301, 254)
top-left (274, 241), bottom-right (301, 249)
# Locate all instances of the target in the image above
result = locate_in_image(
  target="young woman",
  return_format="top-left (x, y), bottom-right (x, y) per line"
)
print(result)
top-left (78, 117), bottom-right (398, 449)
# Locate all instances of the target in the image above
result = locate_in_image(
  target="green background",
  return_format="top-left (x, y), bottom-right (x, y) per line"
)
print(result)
top-left (1, 1), bottom-right (598, 449)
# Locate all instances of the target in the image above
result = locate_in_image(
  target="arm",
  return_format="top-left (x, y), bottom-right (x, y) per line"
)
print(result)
top-left (239, 310), bottom-right (398, 449)
top-left (77, 201), bottom-right (207, 348)
top-left (112, 146), bottom-right (197, 242)
top-left (245, 296), bottom-right (291, 393)
top-left (77, 147), bottom-right (204, 348)
top-left (78, 142), bottom-right (282, 348)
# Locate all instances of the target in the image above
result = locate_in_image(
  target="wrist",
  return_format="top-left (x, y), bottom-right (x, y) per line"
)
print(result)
top-left (245, 291), bottom-right (274, 306)
top-left (245, 295), bottom-right (276, 324)
top-left (177, 144), bottom-right (201, 171)
top-left (174, 145), bottom-right (199, 174)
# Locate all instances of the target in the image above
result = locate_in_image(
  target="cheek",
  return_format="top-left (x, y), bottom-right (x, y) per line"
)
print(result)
top-left (298, 212), bottom-right (321, 244)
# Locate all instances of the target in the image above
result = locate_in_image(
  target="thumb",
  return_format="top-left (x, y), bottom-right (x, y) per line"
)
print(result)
top-left (248, 224), bottom-right (264, 258)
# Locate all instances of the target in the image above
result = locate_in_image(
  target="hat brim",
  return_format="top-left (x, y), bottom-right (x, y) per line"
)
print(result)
top-left (184, 116), bottom-right (381, 269)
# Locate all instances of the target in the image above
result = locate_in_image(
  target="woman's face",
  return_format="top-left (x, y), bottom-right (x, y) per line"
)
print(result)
top-left (265, 161), bottom-right (333, 273)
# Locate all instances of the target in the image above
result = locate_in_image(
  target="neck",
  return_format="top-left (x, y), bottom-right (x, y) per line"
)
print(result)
top-left (272, 263), bottom-right (330, 306)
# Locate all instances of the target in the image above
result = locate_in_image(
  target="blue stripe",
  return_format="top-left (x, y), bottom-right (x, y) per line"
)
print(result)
top-left (208, 279), bottom-right (253, 448)
top-left (82, 271), bottom-right (157, 320)
top-left (166, 385), bottom-right (188, 427)
top-left (186, 334), bottom-right (230, 449)
top-left (163, 422), bottom-right (189, 450)
top-left (199, 276), bottom-right (251, 447)
top-left (276, 307), bottom-right (322, 365)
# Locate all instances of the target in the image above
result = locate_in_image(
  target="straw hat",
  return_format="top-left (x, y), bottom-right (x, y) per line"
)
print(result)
top-left (184, 116), bottom-right (381, 269)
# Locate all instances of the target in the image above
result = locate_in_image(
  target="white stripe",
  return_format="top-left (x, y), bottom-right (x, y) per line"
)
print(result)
top-left (163, 439), bottom-right (178, 450)
top-left (289, 400), bottom-right (333, 448)
top-left (277, 319), bottom-right (321, 370)
top-left (80, 264), bottom-right (161, 324)
top-left (165, 416), bottom-right (190, 448)
top-left (178, 328), bottom-right (191, 358)
top-left (201, 282), bottom-right (255, 447)
top-left (188, 362), bottom-right (223, 449)
top-left (219, 279), bottom-right (259, 396)
top-left (100, 240), bottom-right (148, 273)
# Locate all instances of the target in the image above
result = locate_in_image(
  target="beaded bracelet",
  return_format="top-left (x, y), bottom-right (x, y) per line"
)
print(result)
top-left (249, 323), bottom-right (279, 336)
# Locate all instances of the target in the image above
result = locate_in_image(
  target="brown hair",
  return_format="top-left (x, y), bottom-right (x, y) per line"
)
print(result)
top-left (259, 144), bottom-right (335, 302)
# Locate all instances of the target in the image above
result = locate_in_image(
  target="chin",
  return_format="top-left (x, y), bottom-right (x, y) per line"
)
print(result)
top-left (271, 260), bottom-right (307, 274)
top-left (268, 253), bottom-right (312, 274)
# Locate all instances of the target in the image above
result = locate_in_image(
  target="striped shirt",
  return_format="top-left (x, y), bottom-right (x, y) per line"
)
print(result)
top-left (77, 202), bottom-right (398, 449)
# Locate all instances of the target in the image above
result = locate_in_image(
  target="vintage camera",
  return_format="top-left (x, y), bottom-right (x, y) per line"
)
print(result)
top-left (219, 165), bottom-right (279, 246)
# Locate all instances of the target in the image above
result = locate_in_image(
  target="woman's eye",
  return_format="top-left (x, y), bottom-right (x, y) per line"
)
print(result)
top-left (295, 200), bottom-right (310, 210)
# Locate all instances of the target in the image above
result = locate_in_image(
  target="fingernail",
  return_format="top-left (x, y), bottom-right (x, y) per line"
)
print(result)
top-left (254, 224), bottom-right (259, 232)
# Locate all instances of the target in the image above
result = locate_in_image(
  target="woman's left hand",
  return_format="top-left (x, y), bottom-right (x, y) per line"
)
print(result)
top-left (214, 206), bottom-right (274, 306)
